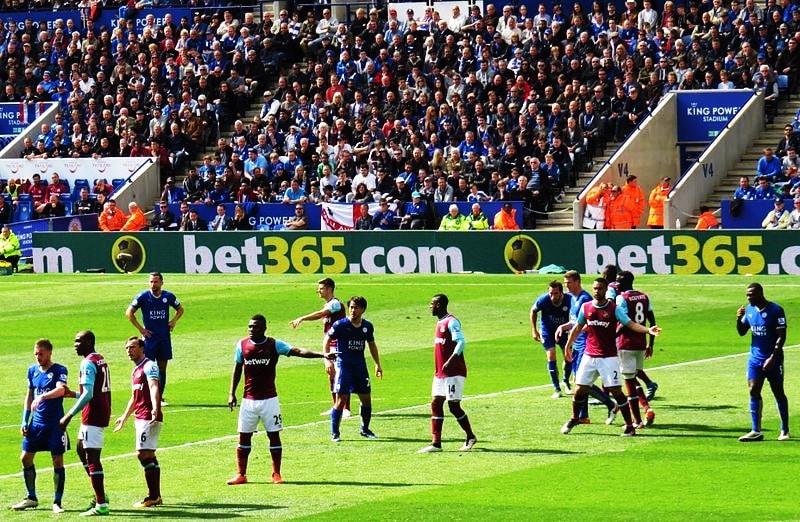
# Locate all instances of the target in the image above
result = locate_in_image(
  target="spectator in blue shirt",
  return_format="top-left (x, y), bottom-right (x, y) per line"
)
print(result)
top-left (372, 199), bottom-right (397, 230)
top-left (734, 176), bottom-right (758, 199)
top-left (756, 147), bottom-right (784, 183)
top-left (754, 176), bottom-right (777, 200)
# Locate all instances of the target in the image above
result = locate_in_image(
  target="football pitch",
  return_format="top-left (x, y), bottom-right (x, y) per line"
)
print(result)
top-left (0, 273), bottom-right (797, 520)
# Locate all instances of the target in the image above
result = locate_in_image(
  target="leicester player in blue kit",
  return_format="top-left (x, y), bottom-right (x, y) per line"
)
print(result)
top-left (12, 339), bottom-right (69, 513)
top-left (325, 296), bottom-right (383, 442)
top-left (531, 281), bottom-right (574, 398)
top-left (736, 283), bottom-right (790, 442)
top-left (126, 272), bottom-right (184, 405)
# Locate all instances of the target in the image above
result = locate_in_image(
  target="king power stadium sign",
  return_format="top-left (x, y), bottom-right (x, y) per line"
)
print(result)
top-left (32, 231), bottom-right (800, 276)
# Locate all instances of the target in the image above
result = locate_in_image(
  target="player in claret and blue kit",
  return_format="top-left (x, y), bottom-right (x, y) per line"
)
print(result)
top-left (325, 296), bottom-right (383, 442)
top-left (227, 314), bottom-right (334, 486)
top-left (736, 283), bottom-right (790, 442)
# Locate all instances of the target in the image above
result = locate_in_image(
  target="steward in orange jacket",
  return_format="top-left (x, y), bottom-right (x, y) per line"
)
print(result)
top-left (606, 186), bottom-right (635, 229)
top-left (646, 177), bottom-right (672, 228)
top-left (98, 199), bottom-right (128, 231)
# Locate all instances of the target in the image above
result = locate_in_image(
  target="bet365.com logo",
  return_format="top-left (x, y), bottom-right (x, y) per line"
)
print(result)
top-left (504, 235), bottom-right (541, 273)
top-left (111, 236), bottom-right (146, 273)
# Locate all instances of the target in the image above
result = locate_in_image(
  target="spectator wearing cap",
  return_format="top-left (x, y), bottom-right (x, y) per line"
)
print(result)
top-left (646, 176), bottom-right (672, 229)
top-left (762, 197), bottom-right (791, 229)
top-left (399, 190), bottom-right (429, 229)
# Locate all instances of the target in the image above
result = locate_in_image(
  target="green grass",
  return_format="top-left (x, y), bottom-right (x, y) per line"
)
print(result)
top-left (0, 274), bottom-right (798, 520)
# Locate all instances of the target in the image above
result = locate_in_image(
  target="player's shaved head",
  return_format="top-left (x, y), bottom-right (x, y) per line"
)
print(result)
top-left (433, 293), bottom-right (449, 307)
top-left (250, 314), bottom-right (267, 326)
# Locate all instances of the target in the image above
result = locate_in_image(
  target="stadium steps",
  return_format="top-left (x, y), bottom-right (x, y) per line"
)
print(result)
top-left (534, 146), bottom-right (618, 230)
top-left (692, 98), bottom-right (800, 225)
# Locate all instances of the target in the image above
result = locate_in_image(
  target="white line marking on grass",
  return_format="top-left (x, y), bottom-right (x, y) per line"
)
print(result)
top-left (3, 345), bottom-right (795, 481)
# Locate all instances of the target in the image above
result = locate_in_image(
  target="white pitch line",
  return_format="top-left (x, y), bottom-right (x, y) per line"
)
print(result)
top-left (2, 344), bottom-right (795, 481)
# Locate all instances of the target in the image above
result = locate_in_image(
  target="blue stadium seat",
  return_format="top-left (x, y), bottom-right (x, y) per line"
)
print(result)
top-left (16, 198), bottom-right (31, 222)
top-left (112, 178), bottom-right (125, 189)
top-left (72, 178), bottom-right (90, 199)
top-left (60, 194), bottom-right (72, 216)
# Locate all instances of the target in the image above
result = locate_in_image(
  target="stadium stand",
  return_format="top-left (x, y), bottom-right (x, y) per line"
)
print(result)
top-left (0, 1), bottom-right (796, 230)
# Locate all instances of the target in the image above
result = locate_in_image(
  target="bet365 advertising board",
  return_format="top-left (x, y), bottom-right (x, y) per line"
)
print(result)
top-left (31, 230), bottom-right (800, 275)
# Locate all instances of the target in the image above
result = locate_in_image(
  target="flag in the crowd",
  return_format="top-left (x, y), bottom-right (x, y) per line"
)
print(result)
top-left (320, 202), bottom-right (381, 230)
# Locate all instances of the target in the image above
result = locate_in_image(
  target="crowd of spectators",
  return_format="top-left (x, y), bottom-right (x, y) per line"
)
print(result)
top-left (0, 0), bottom-right (799, 230)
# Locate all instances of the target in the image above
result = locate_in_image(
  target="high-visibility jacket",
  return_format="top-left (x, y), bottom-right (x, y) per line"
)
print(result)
top-left (695, 211), bottom-right (720, 230)
top-left (646, 185), bottom-right (670, 227)
top-left (98, 206), bottom-right (128, 231)
top-left (622, 183), bottom-right (645, 226)
top-left (493, 208), bottom-right (520, 230)
top-left (606, 195), bottom-right (635, 229)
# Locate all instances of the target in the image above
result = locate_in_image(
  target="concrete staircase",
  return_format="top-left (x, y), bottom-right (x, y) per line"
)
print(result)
top-left (699, 99), bottom-right (800, 208)
top-left (535, 145), bottom-right (618, 230)
top-left (536, 97), bottom-right (800, 230)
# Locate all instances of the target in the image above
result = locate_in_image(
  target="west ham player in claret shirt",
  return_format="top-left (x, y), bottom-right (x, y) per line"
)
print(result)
top-left (290, 277), bottom-right (351, 417)
top-left (561, 278), bottom-right (661, 437)
top-left (417, 294), bottom-right (478, 454)
top-left (113, 337), bottom-right (163, 509)
top-left (325, 296), bottom-right (383, 443)
top-left (736, 283), bottom-right (789, 442)
top-left (227, 315), bottom-right (334, 486)
top-left (615, 271), bottom-right (657, 429)
top-left (59, 330), bottom-right (112, 517)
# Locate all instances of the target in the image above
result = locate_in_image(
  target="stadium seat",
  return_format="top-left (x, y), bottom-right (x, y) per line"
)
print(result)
top-left (60, 194), bottom-right (72, 216)
top-left (16, 198), bottom-right (31, 222)
top-left (72, 178), bottom-right (90, 199)
top-left (112, 178), bottom-right (125, 189)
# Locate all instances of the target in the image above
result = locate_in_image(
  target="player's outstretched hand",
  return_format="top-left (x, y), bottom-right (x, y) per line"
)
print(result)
top-left (648, 325), bottom-right (662, 336)
top-left (290, 318), bottom-right (302, 329)
top-left (113, 417), bottom-right (126, 433)
top-left (228, 394), bottom-right (237, 411)
top-left (323, 351), bottom-right (338, 361)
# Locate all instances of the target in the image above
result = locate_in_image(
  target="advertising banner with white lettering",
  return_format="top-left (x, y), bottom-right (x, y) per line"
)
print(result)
top-left (2, 7), bottom-right (195, 35)
top-left (0, 102), bottom-right (49, 136)
top-left (676, 90), bottom-right (754, 143)
top-left (32, 230), bottom-right (800, 275)
top-left (0, 157), bottom-right (151, 186)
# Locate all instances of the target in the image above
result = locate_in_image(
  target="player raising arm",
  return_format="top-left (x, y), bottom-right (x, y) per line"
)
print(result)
top-left (289, 277), bottom-right (351, 417)
top-left (227, 314), bottom-right (336, 486)
top-left (561, 278), bottom-right (661, 437)
top-left (735, 283), bottom-right (789, 442)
